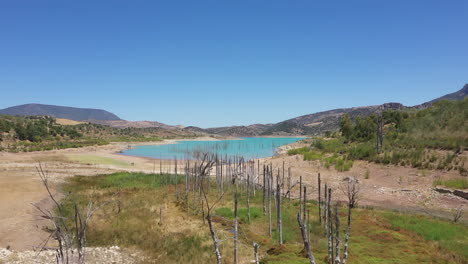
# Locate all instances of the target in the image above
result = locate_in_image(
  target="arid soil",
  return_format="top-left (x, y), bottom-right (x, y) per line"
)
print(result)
top-left (0, 138), bottom-right (466, 262)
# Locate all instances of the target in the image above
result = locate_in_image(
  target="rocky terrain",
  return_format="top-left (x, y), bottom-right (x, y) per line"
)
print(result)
top-left (0, 246), bottom-right (140, 264)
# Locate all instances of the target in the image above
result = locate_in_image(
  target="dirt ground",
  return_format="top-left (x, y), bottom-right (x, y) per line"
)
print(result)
top-left (0, 139), bottom-right (466, 252)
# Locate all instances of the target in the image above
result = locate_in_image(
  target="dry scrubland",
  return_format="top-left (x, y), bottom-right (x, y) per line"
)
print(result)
top-left (0, 140), bottom-right (466, 263)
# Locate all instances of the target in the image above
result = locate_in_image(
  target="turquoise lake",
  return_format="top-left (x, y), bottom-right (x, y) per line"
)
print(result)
top-left (121, 137), bottom-right (305, 160)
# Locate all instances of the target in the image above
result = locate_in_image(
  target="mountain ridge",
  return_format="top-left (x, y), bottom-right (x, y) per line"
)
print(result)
top-left (1, 84), bottom-right (466, 136)
top-left (0, 103), bottom-right (121, 121)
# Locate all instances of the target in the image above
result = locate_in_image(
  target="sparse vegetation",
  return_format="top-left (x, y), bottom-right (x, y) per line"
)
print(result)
top-left (0, 115), bottom-right (170, 152)
top-left (288, 99), bottom-right (468, 172)
top-left (433, 178), bottom-right (468, 189)
top-left (59, 172), bottom-right (468, 263)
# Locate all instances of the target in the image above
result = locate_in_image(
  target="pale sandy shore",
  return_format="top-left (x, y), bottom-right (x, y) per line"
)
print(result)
top-left (0, 137), bottom-right (466, 252)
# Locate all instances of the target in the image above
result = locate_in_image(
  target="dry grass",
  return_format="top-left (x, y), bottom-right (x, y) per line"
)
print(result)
top-left (60, 172), bottom-right (468, 264)
top-left (55, 118), bottom-right (84, 126)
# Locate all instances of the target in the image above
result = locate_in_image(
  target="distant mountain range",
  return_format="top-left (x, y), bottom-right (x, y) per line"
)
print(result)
top-left (0, 103), bottom-right (121, 121)
top-left (1, 84), bottom-right (466, 136)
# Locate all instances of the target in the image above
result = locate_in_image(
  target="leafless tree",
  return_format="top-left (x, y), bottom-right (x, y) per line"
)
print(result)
top-left (234, 186), bottom-right (239, 264)
top-left (341, 178), bottom-right (360, 264)
top-left (200, 183), bottom-right (224, 263)
top-left (297, 186), bottom-right (316, 264)
top-left (253, 242), bottom-right (260, 264)
top-left (327, 188), bottom-right (333, 264)
top-left (34, 164), bottom-right (118, 264)
top-left (276, 174), bottom-right (283, 245)
top-left (334, 204), bottom-right (341, 264)
top-left (318, 173), bottom-right (322, 224)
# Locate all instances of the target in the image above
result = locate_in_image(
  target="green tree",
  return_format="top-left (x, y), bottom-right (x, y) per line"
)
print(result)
top-left (340, 114), bottom-right (353, 140)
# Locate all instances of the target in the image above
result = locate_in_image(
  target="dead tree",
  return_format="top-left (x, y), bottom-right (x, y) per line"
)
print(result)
top-left (342, 178), bottom-right (360, 264)
top-left (324, 184), bottom-right (328, 235)
top-left (253, 242), bottom-right (260, 264)
top-left (247, 173), bottom-right (251, 223)
top-left (334, 204), bottom-right (341, 264)
top-left (263, 165), bottom-right (266, 216)
top-left (201, 183), bottom-right (224, 263)
top-left (297, 186), bottom-right (316, 264)
top-left (303, 185), bottom-right (307, 227)
top-left (276, 175), bottom-right (283, 245)
top-left (34, 164), bottom-right (117, 264)
top-left (268, 166), bottom-right (272, 237)
top-left (234, 187), bottom-right (239, 264)
top-left (327, 188), bottom-right (333, 264)
top-left (288, 167), bottom-right (292, 201)
top-left (318, 173), bottom-right (322, 224)
top-left (299, 176), bottom-right (303, 219)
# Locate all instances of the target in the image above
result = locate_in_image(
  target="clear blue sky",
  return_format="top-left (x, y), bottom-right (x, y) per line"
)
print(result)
top-left (1, 1), bottom-right (467, 128)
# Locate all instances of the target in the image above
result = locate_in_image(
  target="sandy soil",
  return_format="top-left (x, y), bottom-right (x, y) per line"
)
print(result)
top-left (0, 138), bottom-right (466, 252)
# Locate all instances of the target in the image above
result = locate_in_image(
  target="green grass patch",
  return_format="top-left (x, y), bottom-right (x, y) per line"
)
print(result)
top-left (287, 147), bottom-right (310, 155)
top-left (382, 211), bottom-right (468, 260)
top-left (215, 206), bottom-right (262, 222)
top-left (67, 154), bottom-right (132, 167)
top-left (433, 178), bottom-right (468, 189)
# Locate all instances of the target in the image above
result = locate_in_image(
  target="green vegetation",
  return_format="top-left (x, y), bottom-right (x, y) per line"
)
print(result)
top-left (67, 154), bottom-right (133, 167)
top-left (288, 99), bottom-right (468, 173)
top-left (0, 115), bottom-right (166, 152)
top-left (288, 143), bottom-right (353, 171)
top-left (433, 178), bottom-right (468, 189)
top-left (383, 212), bottom-right (468, 260)
top-left (59, 172), bottom-right (468, 263)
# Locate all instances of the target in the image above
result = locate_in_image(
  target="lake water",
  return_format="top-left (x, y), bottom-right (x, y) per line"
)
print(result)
top-left (121, 137), bottom-right (305, 160)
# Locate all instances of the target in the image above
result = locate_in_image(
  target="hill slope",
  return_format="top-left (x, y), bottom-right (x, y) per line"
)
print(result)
top-left (415, 83), bottom-right (468, 108)
top-left (0, 103), bottom-right (121, 121)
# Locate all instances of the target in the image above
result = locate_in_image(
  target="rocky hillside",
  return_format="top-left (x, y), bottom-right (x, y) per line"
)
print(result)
top-left (414, 83), bottom-right (468, 108)
top-left (0, 104), bottom-right (121, 121)
top-left (87, 119), bottom-right (176, 130)
top-left (206, 84), bottom-right (467, 136)
top-left (262, 103), bottom-right (404, 136)
top-left (2, 84), bottom-right (466, 137)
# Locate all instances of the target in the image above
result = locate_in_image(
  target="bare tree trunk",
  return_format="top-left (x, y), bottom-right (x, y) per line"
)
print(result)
top-left (277, 176), bottom-right (283, 245)
top-left (328, 188), bottom-right (333, 264)
top-left (282, 160), bottom-right (285, 195)
top-left (207, 214), bottom-right (222, 264)
top-left (202, 199), bottom-right (206, 224)
top-left (247, 173), bottom-right (251, 223)
top-left (324, 184), bottom-right (328, 235)
top-left (318, 173), bottom-right (322, 224)
top-left (159, 206), bottom-right (163, 225)
top-left (288, 167), bottom-right (291, 201)
top-left (268, 166), bottom-right (272, 237)
top-left (253, 242), bottom-right (260, 264)
top-left (263, 165), bottom-right (266, 216)
top-left (303, 185), bottom-right (307, 225)
top-left (234, 188), bottom-right (239, 264)
top-left (297, 212), bottom-right (316, 264)
top-left (299, 176), bottom-right (303, 219)
top-left (335, 204), bottom-right (341, 264)
top-left (307, 209), bottom-right (310, 244)
top-left (342, 203), bottom-right (352, 264)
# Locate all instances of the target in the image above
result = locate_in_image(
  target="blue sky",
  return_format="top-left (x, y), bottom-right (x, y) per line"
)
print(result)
top-left (0, 1), bottom-right (467, 128)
